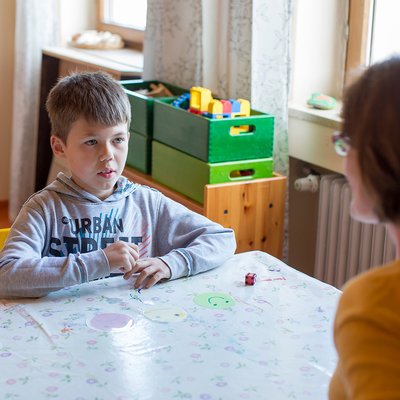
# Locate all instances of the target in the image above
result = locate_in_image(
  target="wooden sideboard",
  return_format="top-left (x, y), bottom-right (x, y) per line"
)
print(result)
top-left (123, 166), bottom-right (286, 259)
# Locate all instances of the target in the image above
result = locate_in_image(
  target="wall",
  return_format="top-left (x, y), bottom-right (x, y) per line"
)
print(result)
top-left (290, 0), bottom-right (348, 104)
top-left (288, 0), bottom-right (349, 275)
top-left (0, 0), bottom-right (16, 201)
top-left (59, 0), bottom-right (96, 45)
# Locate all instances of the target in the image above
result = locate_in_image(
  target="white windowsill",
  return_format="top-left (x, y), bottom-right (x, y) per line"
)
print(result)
top-left (289, 102), bottom-right (341, 130)
top-left (288, 101), bottom-right (344, 174)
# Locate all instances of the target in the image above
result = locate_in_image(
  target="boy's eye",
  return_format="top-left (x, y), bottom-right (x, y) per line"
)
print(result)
top-left (85, 139), bottom-right (97, 146)
top-left (114, 137), bottom-right (126, 144)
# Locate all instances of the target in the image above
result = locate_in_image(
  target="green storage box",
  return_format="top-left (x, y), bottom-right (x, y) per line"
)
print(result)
top-left (126, 131), bottom-right (152, 174)
top-left (152, 141), bottom-right (273, 204)
top-left (120, 80), bottom-right (187, 137)
top-left (153, 97), bottom-right (274, 163)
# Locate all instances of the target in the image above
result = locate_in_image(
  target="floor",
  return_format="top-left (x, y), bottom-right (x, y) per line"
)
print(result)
top-left (0, 201), bottom-right (10, 228)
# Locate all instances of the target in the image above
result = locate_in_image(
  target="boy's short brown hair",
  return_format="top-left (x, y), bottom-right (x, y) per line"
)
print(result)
top-left (342, 57), bottom-right (400, 222)
top-left (46, 71), bottom-right (131, 143)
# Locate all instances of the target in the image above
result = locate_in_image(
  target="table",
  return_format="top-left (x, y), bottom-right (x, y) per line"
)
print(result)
top-left (0, 251), bottom-right (341, 399)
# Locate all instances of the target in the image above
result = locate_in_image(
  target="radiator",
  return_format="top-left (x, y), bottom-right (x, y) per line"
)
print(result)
top-left (314, 175), bottom-right (396, 288)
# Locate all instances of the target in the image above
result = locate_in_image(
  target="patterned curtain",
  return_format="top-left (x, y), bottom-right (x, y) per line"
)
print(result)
top-left (143, 0), bottom-right (203, 87)
top-left (9, 0), bottom-right (59, 221)
top-left (251, 0), bottom-right (292, 174)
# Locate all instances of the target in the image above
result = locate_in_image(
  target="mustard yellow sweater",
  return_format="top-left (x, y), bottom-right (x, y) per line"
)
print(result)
top-left (329, 259), bottom-right (400, 399)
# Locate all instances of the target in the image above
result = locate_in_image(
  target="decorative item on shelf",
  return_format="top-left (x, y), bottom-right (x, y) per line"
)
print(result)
top-left (68, 30), bottom-right (124, 50)
top-left (134, 83), bottom-right (174, 98)
top-left (307, 92), bottom-right (337, 110)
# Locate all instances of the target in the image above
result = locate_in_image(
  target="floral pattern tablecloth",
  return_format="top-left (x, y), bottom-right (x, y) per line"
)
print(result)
top-left (0, 251), bottom-right (341, 399)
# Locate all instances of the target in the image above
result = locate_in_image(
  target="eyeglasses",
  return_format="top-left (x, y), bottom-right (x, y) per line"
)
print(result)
top-left (331, 131), bottom-right (351, 157)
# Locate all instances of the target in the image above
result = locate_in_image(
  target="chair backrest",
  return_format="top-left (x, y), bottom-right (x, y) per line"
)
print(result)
top-left (0, 228), bottom-right (10, 251)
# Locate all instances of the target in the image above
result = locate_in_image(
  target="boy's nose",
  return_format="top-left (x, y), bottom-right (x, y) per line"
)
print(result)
top-left (100, 145), bottom-right (114, 162)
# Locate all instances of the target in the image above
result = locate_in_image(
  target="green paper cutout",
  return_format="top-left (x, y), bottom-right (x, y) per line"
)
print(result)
top-left (194, 292), bottom-right (236, 309)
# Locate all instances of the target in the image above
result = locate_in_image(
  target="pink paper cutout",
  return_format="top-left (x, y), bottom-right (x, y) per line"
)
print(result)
top-left (87, 313), bottom-right (134, 332)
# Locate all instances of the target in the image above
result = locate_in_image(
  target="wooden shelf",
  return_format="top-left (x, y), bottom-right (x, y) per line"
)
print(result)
top-left (124, 166), bottom-right (287, 259)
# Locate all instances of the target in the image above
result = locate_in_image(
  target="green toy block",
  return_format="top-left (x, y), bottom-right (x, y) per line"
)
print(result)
top-left (152, 141), bottom-right (273, 204)
top-left (120, 80), bottom-right (187, 137)
top-left (126, 131), bottom-right (152, 174)
top-left (153, 97), bottom-right (274, 163)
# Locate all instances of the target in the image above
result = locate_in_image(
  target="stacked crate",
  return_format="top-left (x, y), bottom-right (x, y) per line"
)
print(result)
top-left (120, 80), bottom-right (187, 173)
top-left (151, 96), bottom-right (275, 203)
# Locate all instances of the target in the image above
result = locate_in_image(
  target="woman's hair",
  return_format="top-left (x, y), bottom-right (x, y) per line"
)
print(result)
top-left (342, 56), bottom-right (400, 222)
top-left (46, 71), bottom-right (131, 143)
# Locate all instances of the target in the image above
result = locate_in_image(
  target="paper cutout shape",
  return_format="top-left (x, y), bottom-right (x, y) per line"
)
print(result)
top-left (143, 306), bottom-right (187, 323)
top-left (87, 313), bottom-right (134, 332)
top-left (194, 292), bottom-right (236, 309)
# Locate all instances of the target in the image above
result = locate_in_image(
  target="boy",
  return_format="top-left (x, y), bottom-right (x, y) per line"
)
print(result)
top-left (0, 71), bottom-right (236, 298)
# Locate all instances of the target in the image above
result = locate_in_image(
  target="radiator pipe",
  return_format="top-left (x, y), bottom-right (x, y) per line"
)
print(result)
top-left (294, 174), bottom-right (320, 193)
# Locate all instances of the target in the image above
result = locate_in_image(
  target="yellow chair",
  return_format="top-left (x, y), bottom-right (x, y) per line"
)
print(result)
top-left (0, 228), bottom-right (10, 251)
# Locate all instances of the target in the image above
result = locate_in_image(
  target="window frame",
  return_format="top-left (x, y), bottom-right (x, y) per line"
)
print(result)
top-left (345, 0), bottom-right (372, 82)
top-left (96, 0), bottom-right (145, 50)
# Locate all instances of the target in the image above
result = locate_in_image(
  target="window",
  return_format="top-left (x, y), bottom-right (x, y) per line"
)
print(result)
top-left (97, 0), bottom-right (147, 49)
top-left (369, 0), bottom-right (400, 63)
top-left (346, 0), bottom-right (400, 76)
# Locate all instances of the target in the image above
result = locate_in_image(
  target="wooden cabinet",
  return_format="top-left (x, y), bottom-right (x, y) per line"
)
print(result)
top-left (123, 166), bottom-right (286, 259)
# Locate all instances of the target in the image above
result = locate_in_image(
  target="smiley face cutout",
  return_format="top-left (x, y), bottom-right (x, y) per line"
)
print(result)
top-left (193, 292), bottom-right (236, 309)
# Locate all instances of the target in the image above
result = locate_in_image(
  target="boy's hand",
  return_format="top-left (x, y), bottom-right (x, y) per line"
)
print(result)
top-left (103, 241), bottom-right (139, 274)
top-left (124, 258), bottom-right (171, 289)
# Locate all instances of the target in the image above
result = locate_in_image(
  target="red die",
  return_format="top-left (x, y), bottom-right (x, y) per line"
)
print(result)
top-left (245, 273), bottom-right (257, 286)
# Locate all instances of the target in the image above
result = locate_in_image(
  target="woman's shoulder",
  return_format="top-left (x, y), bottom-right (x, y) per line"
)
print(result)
top-left (339, 259), bottom-right (400, 313)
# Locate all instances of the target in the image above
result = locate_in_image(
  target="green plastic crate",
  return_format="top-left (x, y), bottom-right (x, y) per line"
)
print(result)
top-left (153, 97), bottom-right (274, 163)
top-left (152, 141), bottom-right (274, 204)
top-left (126, 131), bottom-right (152, 174)
top-left (120, 80), bottom-right (187, 137)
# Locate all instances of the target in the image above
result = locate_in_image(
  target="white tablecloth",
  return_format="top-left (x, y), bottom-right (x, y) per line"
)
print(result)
top-left (0, 251), bottom-right (341, 399)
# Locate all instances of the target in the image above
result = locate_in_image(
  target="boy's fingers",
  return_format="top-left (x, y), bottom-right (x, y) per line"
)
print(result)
top-left (133, 265), bottom-right (158, 289)
top-left (134, 259), bottom-right (152, 272)
top-left (143, 271), bottom-right (166, 289)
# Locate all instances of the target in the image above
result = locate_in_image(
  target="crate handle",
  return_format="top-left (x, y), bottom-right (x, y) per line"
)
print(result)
top-left (229, 124), bottom-right (255, 136)
top-left (229, 169), bottom-right (255, 180)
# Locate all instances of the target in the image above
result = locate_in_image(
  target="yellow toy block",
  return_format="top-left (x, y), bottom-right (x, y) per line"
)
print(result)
top-left (208, 99), bottom-right (224, 119)
top-left (190, 87), bottom-right (212, 113)
top-left (0, 228), bottom-right (10, 251)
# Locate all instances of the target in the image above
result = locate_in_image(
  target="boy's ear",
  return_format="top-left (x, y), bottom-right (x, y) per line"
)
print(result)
top-left (50, 135), bottom-right (66, 158)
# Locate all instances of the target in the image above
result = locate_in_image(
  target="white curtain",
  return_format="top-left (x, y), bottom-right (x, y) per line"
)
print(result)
top-left (9, 0), bottom-right (59, 221)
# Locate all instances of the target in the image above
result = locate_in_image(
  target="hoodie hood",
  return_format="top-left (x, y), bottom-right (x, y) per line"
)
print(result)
top-left (45, 172), bottom-right (138, 203)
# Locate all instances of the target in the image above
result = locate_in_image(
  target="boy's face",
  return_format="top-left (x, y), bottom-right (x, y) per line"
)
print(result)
top-left (51, 117), bottom-right (129, 200)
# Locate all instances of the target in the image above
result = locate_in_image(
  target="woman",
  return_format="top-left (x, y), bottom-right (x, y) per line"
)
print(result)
top-left (329, 57), bottom-right (400, 398)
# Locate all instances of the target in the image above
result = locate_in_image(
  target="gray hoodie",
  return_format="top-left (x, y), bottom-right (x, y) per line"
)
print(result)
top-left (0, 173), bottom-right (236, 298)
